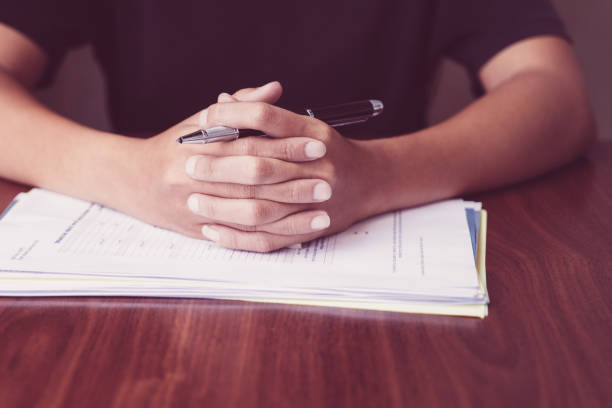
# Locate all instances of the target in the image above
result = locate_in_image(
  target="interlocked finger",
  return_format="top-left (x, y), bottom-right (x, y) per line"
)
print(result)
top-left (200, 224), bottom-right (321, 253)
top-left (233, 210), bottom-right (330, 236)
top-left (186, 155), bottom-right (308, 185)
top-left (187, 193), bottom-right (305, 226)
top-left (206, 101), bottom-right (330, 140)
top-left (188, 136), bottom-right (326, 162)
top-left (193, 179), bottom-right (332, 203)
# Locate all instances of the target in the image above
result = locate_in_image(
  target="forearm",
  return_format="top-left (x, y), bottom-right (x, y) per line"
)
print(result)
top-left (0, 69), bottom-right (140, 209)
top-left (362, 69), bottom-right (596, 216)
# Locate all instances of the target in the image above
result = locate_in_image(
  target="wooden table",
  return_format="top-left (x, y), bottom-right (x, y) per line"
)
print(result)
top-left (1, 142), bottom-right (611, 408)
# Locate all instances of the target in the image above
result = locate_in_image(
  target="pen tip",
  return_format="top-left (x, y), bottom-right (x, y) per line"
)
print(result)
top-left (177, 138), bottom-right (183, 144)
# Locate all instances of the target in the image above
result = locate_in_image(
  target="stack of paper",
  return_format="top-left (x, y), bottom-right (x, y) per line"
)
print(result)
top-left (0, 189), bottom-right (489, 318)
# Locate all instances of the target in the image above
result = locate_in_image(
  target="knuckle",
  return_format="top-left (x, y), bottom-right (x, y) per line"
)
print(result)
top-left (234, 183), bottom-right (257, 199)
top-left (187, 224), bottom-right (203, 239)
top-left (250, 103), bottom-right (272, 127)
top-left (253, 236), bottom-right (275, 253)
top-left (249, 158), bottom-right (273, 184)
top-left (241, 224), bottom-right (258, 233)
top-left (245, 184), bottom-right (258, 199)
top-left (297, 118), bottom-right (315, 139)
top-left (195, 156), bottom-right (215, 180)
top-left (224, 232), bottom-right (240, 250)
top-left (231, 223), bottom-right (257, 233)
top-left (244, 201), bottom-right (268, 225)
top-left (160, 167), bottom-right (178, 190)
top-left (319, 161), bottom-right (338, 185)
top-left (303, 119), bottom-right (327, 141)
top-left (200, 199), bottom-right (217, 219)
top-left (287, 182), bottom-right (304, 203)
top-left (318, 123), bottom-right (335, 142)
top-left (206, 103), bottom-right (219, 124)
top-left (279, 140), bottom-right (295, 160)
top-left (240, 137), bottom-right (258, 156)
top-left (283, 217), bottom-right (302, 235)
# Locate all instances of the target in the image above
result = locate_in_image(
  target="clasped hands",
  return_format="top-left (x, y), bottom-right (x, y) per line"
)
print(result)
top-left (137, 81), bottom-right (377, 252)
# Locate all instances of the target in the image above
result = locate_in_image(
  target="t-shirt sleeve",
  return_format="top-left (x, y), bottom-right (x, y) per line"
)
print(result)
top-left (431, 0), bottom-right (570, 93)
top-left (0, 0), bottom-right (98, 87)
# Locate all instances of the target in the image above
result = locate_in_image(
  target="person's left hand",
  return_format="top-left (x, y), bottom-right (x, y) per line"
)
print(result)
top-left (186, 85), bottom-right (381, 252)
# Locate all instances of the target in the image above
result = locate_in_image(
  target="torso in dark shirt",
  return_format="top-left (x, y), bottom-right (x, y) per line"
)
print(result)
top-left (2, 0), bottom-right (567, 137)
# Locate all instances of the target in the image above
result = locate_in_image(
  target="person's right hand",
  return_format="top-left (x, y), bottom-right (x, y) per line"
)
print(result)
top-left (123, 81), bottom-right (333, 241)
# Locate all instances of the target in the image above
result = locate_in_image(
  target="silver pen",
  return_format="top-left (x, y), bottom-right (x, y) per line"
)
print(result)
top-left (176, 99), bottom-right (383, 144)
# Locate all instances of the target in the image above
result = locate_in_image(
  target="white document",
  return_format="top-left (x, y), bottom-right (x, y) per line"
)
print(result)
top-left (0, 189), bottom-right (488, 311)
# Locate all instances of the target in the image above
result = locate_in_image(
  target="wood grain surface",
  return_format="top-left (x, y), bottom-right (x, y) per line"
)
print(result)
top-left (0, 143), bottom-right (611, 408)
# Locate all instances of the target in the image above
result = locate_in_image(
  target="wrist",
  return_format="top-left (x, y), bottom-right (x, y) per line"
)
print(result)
top-left (352, 131), bottom-right (464, 217)
top-left (86, 133), bottom-right (146, 212)
top-left (349, 138), bottom-right (396, 219)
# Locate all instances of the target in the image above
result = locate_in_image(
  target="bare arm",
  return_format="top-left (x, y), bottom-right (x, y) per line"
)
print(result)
top-left (361, 36), bottom-right (597, 216)
top-left (0, 23), bottom-right (139, 212)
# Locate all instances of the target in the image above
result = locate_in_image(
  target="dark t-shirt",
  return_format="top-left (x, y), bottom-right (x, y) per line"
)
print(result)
top-left (2, 0), bottom-right (567, 138)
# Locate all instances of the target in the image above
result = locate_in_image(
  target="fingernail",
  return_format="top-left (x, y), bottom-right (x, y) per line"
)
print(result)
top-left (185, 156), bottom-right (198, 176)
top-left (305, 141), bottom-right (326, 159)
top-left (310, 214), bottom-right (331, 231)
top-left (187, 195), bottom-right (199, 213)
top-left (198, 109), bottom-right (208, 127)
top-left (313, 182), bottom-right (332, 202)
top-left (202, 225), bottom-right (220, 242)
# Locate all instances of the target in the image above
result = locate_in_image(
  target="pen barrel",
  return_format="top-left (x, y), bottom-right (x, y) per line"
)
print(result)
top-left (307, 100), bottom-right (378, 127)
top-left (178, 127), bottom-right (241, 143)
top-left (177, 99), bottom-right (384, 144)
